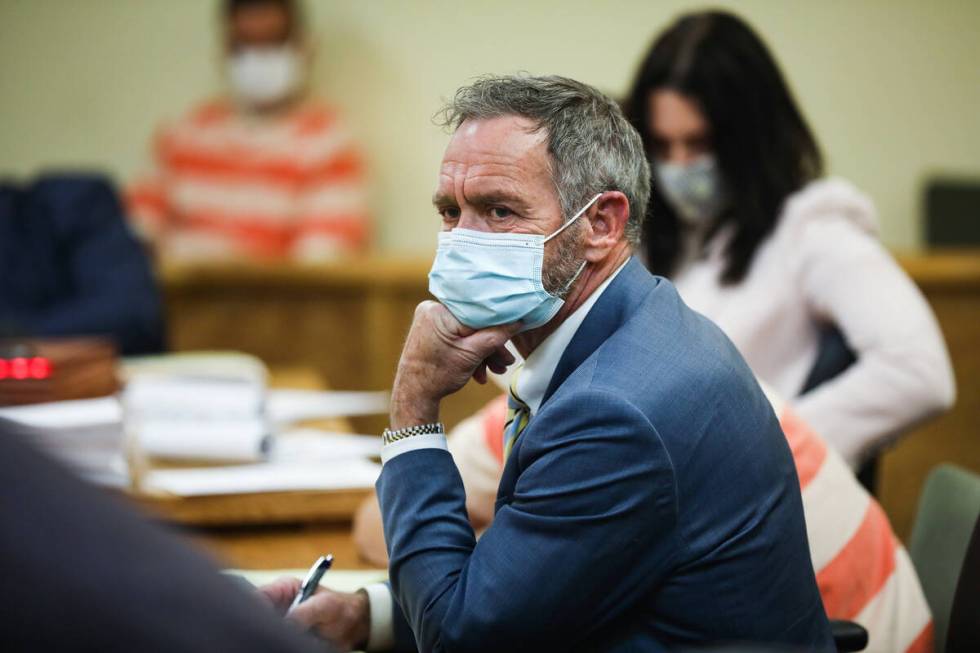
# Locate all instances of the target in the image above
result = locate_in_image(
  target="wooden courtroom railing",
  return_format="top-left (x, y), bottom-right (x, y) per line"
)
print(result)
top-left (161, 249), bottom-right (980, 539)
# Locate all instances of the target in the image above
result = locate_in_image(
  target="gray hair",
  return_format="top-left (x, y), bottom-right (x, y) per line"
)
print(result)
top-left (436, 74), bottom-right (651, 245)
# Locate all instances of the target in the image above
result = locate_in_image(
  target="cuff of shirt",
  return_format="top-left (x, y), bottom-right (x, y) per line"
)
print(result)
top-left (363, 582), bottom-right (395, 651)
top-left (380, 432), bottom-right (448, 465)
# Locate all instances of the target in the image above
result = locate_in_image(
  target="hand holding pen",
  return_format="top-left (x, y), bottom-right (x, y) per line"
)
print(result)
top-left (288, 554), bottom-right (333, 612)
top-left (257, 553), bottom-right (370, 650)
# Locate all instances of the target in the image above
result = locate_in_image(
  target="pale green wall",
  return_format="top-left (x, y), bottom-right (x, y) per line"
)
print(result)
top-left (1, 0), bottom-right (978, 252)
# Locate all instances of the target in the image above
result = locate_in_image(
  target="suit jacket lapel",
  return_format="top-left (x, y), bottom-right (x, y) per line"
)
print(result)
top-left (541, 257), bottom-right (655, 405)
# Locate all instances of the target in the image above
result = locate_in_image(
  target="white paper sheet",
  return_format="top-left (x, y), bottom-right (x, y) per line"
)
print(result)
top-left (0, 396), bottom-right (121, 430)
top-left (141, 459), bottom-right (381, 496)
top-left (228, 569), bottom-right (387, 592)
top-left (0, 397), bottom-right (128, 486)
top-left (125, 376), bottom-right (264, 420)
top-left (139, 419), bottom-right (270, 462)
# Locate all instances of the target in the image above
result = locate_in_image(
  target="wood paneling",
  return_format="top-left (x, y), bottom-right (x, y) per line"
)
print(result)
top-left (880, 250), bottom-right (980, 538)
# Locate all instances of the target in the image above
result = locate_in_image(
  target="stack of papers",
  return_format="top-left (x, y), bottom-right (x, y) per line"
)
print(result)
top-left (0, 397), bottom-right (128, 487)
top-left (125, 375), bottom-right (270, 463)
top-left (142, 430), bottom-right (383, 496)
top-left (0, 354), bottom-right (389, 495)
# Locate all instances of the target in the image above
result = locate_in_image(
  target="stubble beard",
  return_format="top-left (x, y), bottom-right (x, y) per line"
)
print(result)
top-left (541, 218), bottom-right (586, 299)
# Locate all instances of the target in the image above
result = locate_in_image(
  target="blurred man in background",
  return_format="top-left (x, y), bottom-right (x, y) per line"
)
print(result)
top-left (128, 0), bottom-right (370, 262)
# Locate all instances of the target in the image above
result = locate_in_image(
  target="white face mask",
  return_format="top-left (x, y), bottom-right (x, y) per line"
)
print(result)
top-left (655, 155), bottom-right (727, 225)
top-left (226, 46), bottom-right (302, 108)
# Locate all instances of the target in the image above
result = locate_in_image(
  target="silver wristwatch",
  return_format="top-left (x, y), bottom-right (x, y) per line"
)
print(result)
top-left (382, 422), bottom-right (445, 446)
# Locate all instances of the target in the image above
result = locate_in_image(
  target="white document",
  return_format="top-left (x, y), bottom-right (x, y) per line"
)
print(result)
top-left (267, 389), bottom-right (389, 424)
top-left (125, 376), bottom-right (264, 420)
top-left (139, 419), bottom-right (270, 462)
top-left (0, 396), bottom-right (121, 431)
top-left (229, 569), bottom-right (387, 592)
top-left (0, 397), bottom-right (128, 486)
top-left (141, 459), bottom-right (382, 496)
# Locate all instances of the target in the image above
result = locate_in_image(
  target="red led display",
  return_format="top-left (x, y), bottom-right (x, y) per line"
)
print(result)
top-left (29, 357), bottom-right (52, 379)
top-left (10, 358), bottom-right (28, 379)
top-left (0, 357), bottom-right (52, 380)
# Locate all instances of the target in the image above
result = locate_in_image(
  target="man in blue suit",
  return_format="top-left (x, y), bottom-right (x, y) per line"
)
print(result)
top-left (262, 75), bottom-right (832, 651)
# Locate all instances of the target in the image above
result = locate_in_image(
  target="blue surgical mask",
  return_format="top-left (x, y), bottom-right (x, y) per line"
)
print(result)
top-left (428, 193), bottom-right (602, 331)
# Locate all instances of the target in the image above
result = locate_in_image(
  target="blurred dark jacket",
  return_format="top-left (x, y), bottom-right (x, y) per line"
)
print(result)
top-left (0, 174), bottom-right (165, 355)
top-left (0, 419), bottom-right (325, 653)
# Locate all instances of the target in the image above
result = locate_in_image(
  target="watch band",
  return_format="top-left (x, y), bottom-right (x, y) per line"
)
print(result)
top-left (382, 422), bottom-right (445, 446)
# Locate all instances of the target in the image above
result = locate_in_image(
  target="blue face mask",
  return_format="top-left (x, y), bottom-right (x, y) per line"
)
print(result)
top-left (428, 194), bottom-right (602, 332)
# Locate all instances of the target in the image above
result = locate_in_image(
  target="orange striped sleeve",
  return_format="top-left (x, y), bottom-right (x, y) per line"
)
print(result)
top-left (126, 180), bottom-right (167, 216)
top-left (180, 211), bottom-right (293, 258)
top-left (125, 175), bottom-right (170, 239)
top-left (305, 147), bottom-right (366, 185)
top-left (905, 621), bottom-right (933, 653)
top-left (158, 145), bottom-right (367, 189)
top-left (161, 143), bottom-right (292, 186)
top-left (158, 108), bottom-right (367, 190)
top-left (779, 406), bottom-right (828, 490)
top-left (125, 124), bottom-right (178, 236)
top-left (295, 118), bottom-right (370, 251)
top-left (815, 500), bottom-right (897, 619)
top-left (294, 214), bottom-right (371, 251)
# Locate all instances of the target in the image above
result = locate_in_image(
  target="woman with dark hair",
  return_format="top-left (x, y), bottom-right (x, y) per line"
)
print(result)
top-left (625, 11), bottom-right (954, 470)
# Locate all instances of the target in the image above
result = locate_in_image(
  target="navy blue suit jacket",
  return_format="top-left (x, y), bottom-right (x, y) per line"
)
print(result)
top-left (378, 258), bottom-right (832, 652)
top-left (0, 174), bottom-right (164, 355)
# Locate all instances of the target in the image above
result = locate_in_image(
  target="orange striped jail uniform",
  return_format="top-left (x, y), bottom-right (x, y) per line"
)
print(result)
top-left (447, 393), bottom-right (932, 653)
top-left (127, 98), bottom-right (370, 261)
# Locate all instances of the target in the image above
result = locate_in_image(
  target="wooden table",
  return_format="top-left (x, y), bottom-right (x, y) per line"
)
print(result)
top-left (183, 522), bottom-right (374, 570)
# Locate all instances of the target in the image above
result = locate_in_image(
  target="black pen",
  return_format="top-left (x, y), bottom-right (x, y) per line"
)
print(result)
top-left (288, 554), bottom-right (333, 611)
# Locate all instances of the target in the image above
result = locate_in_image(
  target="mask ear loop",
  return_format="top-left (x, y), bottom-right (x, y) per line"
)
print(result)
top-left (543, 193), bottom-right (604, 243)
top-left (545, 192), bottom-right (604, 298)
top-left (554, 259), bottom-right (588, 298)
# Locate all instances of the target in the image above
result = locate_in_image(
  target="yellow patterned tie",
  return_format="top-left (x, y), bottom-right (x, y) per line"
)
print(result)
top-left (503, 364), bottom-right (531, 460)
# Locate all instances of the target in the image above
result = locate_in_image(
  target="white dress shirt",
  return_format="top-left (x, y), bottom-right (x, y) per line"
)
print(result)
top-left (364, 258), bottom-right (629, 650)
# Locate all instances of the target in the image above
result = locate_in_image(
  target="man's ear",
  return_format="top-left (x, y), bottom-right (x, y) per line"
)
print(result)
top-left (582, 191), bottom-right (630, 262)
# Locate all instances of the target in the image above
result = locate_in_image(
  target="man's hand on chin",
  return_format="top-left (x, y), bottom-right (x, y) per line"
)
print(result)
top-left (390, 301), bottom-right (521, 429)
